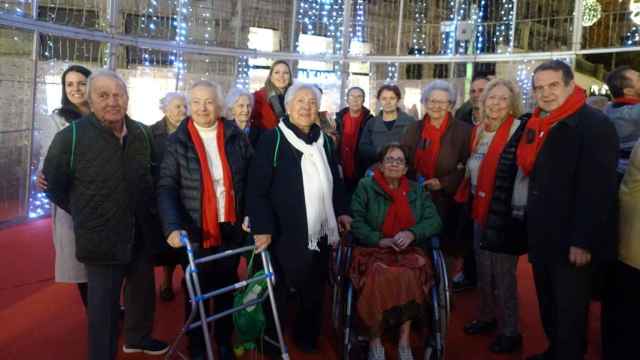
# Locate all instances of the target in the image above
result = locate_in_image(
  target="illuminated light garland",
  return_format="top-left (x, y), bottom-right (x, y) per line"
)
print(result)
top-left (411, 0), bottom-right (427, 56)
top-left (474, 0), bottom-right (487, 54)
top-left (582, 0), bottom-right (602, 27)
top-left (174, 0), bottom-right (189, 88)
top-left (235, 56), bottom-right (250, 90)
top-left (386, 62), bottom-right (398, 82)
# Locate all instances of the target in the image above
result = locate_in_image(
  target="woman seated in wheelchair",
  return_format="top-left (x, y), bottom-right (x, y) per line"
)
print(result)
top-left (350, 143), bottom-right (443, 360)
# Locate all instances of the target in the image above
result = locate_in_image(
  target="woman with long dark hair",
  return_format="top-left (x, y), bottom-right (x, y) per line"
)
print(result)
top-left (250, 60), bottom-right (293, 130)
top-left (39, 65), bottom-right (92, 307)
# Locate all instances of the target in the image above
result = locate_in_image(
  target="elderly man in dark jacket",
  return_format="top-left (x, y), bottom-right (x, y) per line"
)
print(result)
top-left (518, 61), bottom-right (619, 360)
top-left (42, 70), bottom-right (167, 360)
top-left (157, 80), bottom-right (253, 360)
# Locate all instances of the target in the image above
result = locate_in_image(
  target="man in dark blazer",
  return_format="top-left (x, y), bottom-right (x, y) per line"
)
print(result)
top-left (519, 60), bottom-right (619, 360)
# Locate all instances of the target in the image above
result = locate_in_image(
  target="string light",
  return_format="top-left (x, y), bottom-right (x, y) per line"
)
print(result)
top-left (174, 0), bottom-right (189, 89)
top-left (411, 0), bottom-right (427, 56)
top-left (235, 56), bottom-right (250, 90)
top-left (386, 62), bottom-right (398, 82)
top-left (474, 0), bottom-right (487, 54)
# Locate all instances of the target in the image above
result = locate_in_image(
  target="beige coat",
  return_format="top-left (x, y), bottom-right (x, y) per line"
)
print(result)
top-left (619, 140), bottom-right (640, 270)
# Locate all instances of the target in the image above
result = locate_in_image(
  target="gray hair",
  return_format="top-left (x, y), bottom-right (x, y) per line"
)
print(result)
top-left (224, 88), bottom-right (254, 118)
top-left (189, 80), bottom-right (224, 109)
top-left (284, 81), bottom-right (322, 108)
top-left (159, 92), bottom-right (187, 113)
top-left (420, 79), bottom-right (457, 108)
top-left (85, 69), bottom-right (128, 103)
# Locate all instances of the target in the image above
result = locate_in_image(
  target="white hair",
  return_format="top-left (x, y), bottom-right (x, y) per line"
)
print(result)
top-left (224, 87), bottom-right (254, 118)
top-left (420, 79), bottom-right (457, 108)
top-left (189, 80), bottom-right (224, 110)
top-left (284, 81), bottom-right (322, 108)
top-left (85, 69), bottom-right (128, 103)
top-left (159, 92), bottom-right (187, 113)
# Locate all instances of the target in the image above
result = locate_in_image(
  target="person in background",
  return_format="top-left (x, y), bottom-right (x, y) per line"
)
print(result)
top-left (312, 84), bottom-right (338, 143)
top-left (43, 70), bottom-right (168, 360)
top-left (251, 60), bottom-right (292, 130)
top-left (402, 80), bottom-right (472, 278)
top-left (358, 84), bottom-right (416, 172)
top-left (350, 143), bottom-right (442, 360)
top-left (585, 95), bottom-right (609, 111)
top-left (151, 91), bottom-right (187, 302)
top-left (225, 87), bottom-right (260, 146)
top-left (604, 65), bottom-right (640, 181)
top-left (456, 79), bottom-right (526, 353)
top-left (455, 73), bottom-right (491, 126)
top-left (37, 65), bottom-right (92, 309)
top-left (452, 73), bottom-right (491, 292)
top-left (519, 60), bottom-right (618, 360)
top-left (336, 86), bottom-right (374, 196)
top-left (157, 80), bottom-right (252, 360)
top-left (247, 82), bottom-right (351, 354)
top-left (602, 139), bottom-right (640, 359)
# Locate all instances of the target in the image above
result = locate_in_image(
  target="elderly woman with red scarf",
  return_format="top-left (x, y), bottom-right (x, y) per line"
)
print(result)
top-left (401, 80), bottom-right (471, 272)
top-left (454, 79), bottom-right (528, 354)
top-left (350, 143), bottom-right (442, 360)
top-left (157, 80), bottom-right (253, 360)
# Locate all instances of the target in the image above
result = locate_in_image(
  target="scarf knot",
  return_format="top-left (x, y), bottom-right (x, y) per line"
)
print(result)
top-left (415, 113), bottom-right (451, 180)
top-left (372, 169), bottom-right (416, 237)
top-left (517, 86), bottom-right (586, 176)
top-left (277, 122), bottom-right (340, 251)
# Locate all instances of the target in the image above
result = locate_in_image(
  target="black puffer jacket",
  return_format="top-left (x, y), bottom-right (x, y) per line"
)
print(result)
top-left (43, 114), bottom-right (157, 264)
top-left (157, 118), bottom-right (253, 244)
top-left (480, 114), bottom-right (530, 255)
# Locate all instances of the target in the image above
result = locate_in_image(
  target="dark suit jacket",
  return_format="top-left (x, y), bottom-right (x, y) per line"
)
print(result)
top-left (525, 105), bottom-right (619, 265)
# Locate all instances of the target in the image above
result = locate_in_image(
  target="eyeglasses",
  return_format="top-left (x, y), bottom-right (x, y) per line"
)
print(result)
top-left (426, 99), bottom-right (451, 108)
top-left (383, 156), bottom-right (406, 165)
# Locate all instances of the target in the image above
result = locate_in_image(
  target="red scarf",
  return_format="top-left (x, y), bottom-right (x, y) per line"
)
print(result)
top-left (612, 97), bottom-right (640, 106)
top-left (373, 169), bottom-right (416, 237)
top-left (517, 87), bottom-right (586, 176)
top-left (339, 111), bottom-right (365, 180)
top-left (414, 113), bottom-right (450, 179)
top-left (471, 116), bottom-right (516, 226)
top-left (187, 118), bottom-right (237, 248)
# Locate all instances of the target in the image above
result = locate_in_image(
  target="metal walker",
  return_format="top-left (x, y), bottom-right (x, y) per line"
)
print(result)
top-left (166, 232), bottom-right (290, 360)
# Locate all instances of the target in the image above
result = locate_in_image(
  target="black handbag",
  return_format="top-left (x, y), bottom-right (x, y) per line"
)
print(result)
top-left (479, 215), bottom-right (528, 256)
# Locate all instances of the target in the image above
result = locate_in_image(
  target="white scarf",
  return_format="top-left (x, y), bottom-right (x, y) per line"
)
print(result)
top-left (278, 122), bottom-right (340, 251)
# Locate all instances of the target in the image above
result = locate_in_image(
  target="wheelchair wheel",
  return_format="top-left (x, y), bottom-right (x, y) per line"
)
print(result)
top-left (427, 247), bottom-right (450, 360)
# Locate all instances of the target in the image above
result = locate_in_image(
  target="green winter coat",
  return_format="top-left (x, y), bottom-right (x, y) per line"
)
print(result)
top-left (350, 176), bottom-right (443, 246)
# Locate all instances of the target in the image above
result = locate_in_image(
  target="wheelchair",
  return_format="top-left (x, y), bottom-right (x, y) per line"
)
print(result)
top-left (329, 232), bottom-right (451, 360)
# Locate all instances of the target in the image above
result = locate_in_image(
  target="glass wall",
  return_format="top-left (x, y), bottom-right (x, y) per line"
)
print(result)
top-left (0, 0), bottom-right (639, 224)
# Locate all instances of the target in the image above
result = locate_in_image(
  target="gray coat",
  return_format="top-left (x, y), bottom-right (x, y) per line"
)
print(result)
top-left (357, 109), bottom-right (416, 171)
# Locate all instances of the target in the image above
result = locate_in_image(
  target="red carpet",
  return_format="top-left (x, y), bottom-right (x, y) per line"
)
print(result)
top-left (0, 219), bottom-right (602, 360)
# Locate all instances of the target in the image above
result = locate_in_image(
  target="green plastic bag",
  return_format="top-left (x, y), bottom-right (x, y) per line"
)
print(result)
top-left (233, 252), bottom-right (267, 342)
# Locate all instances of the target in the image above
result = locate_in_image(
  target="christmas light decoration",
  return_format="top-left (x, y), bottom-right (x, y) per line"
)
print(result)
top-left (582, 0), bottom-right (602, 27)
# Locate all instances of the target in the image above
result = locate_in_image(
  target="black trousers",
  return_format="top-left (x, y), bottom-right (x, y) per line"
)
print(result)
top-left (531, 261), bottom-right (592, 360)
top-left (601, 261), bottom-right (640, 360)
top-left (181, 223), bottom-right (241, 357)
top-left (265, 243), bottom-right (329, 350)
top-left (86, 252), bottom-right (156, 360)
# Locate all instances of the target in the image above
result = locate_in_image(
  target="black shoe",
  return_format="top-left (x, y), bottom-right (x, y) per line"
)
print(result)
top-left (463, 319), bottom-right (497, 335)
top-left (159, 286), bottom-right (175, 302)
top-left (452, 278), bottom-right (476, 293)
top-left (489, 334), bottom-right (522, 354)
top-left (122, 337), bottom-right (169, 355)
